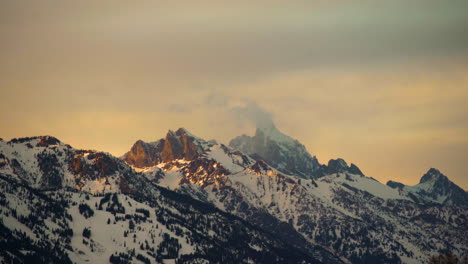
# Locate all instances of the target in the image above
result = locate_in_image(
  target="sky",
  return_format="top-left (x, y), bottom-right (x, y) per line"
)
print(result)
top-left (1, 0), bottom-right (467, 189)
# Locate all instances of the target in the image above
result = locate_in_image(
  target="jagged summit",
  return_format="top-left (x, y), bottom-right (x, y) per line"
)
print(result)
top-left (326, 158), bottom-right (364, 176)
top-left (228, 125), bottom-right (370, 179)
top-left (254, 123), bottom-right (297, 145)
top-left (122, 128), bottom-right (212, 168)
top-left (123, 139), bottom-right (165, 168)
top-left (419, 168), bottom-right (446, 184)
top-left (386, 168), bottom-right (467, 208)
top-left (229, 125), bottom-right (324, 179)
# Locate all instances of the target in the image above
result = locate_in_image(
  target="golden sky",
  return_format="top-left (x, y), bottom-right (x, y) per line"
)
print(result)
top-left (1, 0), bottom-right (468, 188)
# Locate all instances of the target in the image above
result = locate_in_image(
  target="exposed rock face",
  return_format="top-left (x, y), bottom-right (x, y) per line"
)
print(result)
top-left (230, 126), bottom-right (368, 179)
top-left (229, 125), bottom-right (324, 179)
top-left (180, 159), bottom-right (230, 187)
top-left (36, 136), bottom-right (61, 147)
top-left (123, 139), bottom-right (165, 168)
top-left (326, 158), bottom-right (364, 176)
top-left (161, 128), bottom-right (202, 162)
top-left (123, 128), bottom-right (209, 167)
top-left (249, 160), bottom-right (271, 175)
top-left (386, 180), bottom-right (405, 189)
top-left (70, 152), bottom-right (120, 182)
top-left (420, 168), bottom-right (447, 184)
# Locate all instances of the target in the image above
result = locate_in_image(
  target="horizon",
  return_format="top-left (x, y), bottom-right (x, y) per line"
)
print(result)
top-left (1, 1), bottom-right (468, 190)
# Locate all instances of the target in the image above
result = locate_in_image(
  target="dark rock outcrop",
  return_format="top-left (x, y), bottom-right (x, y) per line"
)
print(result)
top-left (386, 180), bottom-right (405, 189)
top-left (420, 168), bottom-right (446, 184)
top-left (229, 125), bottom-right (324, 179)
top-left (326, 158), bottom-right (364, 176)
top-left (249, 160), bottom-right (271, 175)
top-left (36, 136), bottom-right (61, 147)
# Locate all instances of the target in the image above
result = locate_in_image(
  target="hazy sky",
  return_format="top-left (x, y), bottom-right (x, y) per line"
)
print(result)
top-left (1, 1), bottom-right (467, 189)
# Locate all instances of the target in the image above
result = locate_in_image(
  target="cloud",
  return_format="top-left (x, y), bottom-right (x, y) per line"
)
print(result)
top-left (167, 104), bottom-right (191, 113)
top-left (203, 93), bottom-right (229, 108)
top-left (229, 100), bottom-right (275, 129)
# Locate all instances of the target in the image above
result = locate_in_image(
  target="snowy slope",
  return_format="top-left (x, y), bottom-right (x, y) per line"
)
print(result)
top-left (2, 130), bottom-right (467, 264)
top-left (0, 136), bottom-right (136, 194)
top-left (126, 130), bottom-right (467, 264)
top-left (0, 136), bottom-right (340, 264)
top-left (177, 166), bottom-right (467, 263)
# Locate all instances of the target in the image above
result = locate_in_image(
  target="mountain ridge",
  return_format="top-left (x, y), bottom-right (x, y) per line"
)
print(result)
top-left (117, 128), bottom-right (467, 263)
top-left (1, 129), bottom-right (467, 264)
top-left (229, 125), bottom-right (325, 179)
top-left (0, 134), bottom-right (340, 263)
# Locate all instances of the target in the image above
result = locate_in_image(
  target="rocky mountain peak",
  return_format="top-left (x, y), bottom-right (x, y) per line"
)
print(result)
top-left (419, 168), bottom-right (446, 184)
top-left (254, 124), bottom-right (297, 146)
top-left (387, 168), bottom-right (468, 208)
top-left (161, 128), bottom-right (207, 162)
top-left (326, 158), bottom-right (364, 176)
top-left (175, 127), bottom-right (192, 137)
top-left (123, 139), bottom-right (165, 168)
top-left (327, 158), bottom-right (348, 170)
top-left (123, 128), bottom-right (210, 168)
top-left (230, 126), bottom-right (323, 179)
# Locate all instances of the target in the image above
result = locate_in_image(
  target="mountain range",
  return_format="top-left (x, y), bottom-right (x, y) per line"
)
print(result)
top-left (0, 126), bottom-right (466, 263)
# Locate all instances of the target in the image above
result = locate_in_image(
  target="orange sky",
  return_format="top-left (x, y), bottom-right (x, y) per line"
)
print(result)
top-left (1, 1), bottom-right (467, 189)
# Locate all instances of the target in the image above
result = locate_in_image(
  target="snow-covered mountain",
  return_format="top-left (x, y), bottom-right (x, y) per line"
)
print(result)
top-left (1, 129), bottom-right (467, 264)
top-left (228, 124), bottom-right (325, 179)
top-left (228, 125), bottom-right (364, 179)
top-left (0, 136), bottom-right (130, 193)
top-left (387, 168), bottom-right (468, 208)
top-left (125, 128), bottom-right (467, 264)
top-left (0, 136), bottom-right (341, 263)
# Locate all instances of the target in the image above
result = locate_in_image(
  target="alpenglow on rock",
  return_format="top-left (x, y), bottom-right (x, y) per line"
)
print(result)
top-left (229, 124), bottom-right (324, 179)
top-left (122, 128), bottom-right (211, 168)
